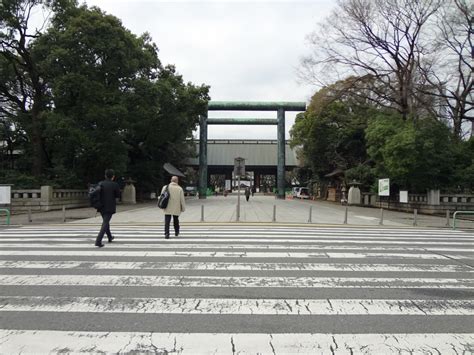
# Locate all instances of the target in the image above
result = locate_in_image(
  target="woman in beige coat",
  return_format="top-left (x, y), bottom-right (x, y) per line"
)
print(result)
top-left (161, 176), bottom-right (186, 239)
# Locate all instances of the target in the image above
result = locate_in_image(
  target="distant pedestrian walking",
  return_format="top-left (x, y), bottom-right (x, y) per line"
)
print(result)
top-left (245, 187), bottom-right (250, 202)
top-left (95, 169), bottom-right (120, 247)
top-left (161, 176), bottom-right (186, 239)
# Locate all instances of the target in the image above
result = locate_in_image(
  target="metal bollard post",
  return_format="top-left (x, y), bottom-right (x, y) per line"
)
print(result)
top-left (272, 205), bottom-right (276, 222)
top-left (28, 207), bottom-right (32, 223)
top-left (236, 204), bottom-right (240, 222)
top-left (344, 206), bottom-right (348, 224)
top-left (201, 205), bottom-right (204, 222)
top-left (413, 209), bottom-right (418, 226)
top-left (445, 210), bottom-right (450, 227)
top-left (379, 208), bottom-right (384, 225)
top-left (308, 206), bottom-right (312, 223)
top-left (62, 205), bottom-right (66, 223)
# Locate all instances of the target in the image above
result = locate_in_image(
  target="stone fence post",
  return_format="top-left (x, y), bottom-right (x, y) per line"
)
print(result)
top-left (427, 189), bottom-right (440, 205)
top-left (40, 186), bottom-right (53, 211)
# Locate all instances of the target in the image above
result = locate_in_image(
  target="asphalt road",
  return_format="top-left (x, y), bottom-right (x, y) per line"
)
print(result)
top-left (0, 224), bottom-right (473, 354)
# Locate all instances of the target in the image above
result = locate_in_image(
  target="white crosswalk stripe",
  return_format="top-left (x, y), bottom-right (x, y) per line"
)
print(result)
top-left (0, 224), bottom-right (473, 354)
top-left (1, 330), bottom-right (472, 355)
top-left (0, 260), bottom-right (468, 272)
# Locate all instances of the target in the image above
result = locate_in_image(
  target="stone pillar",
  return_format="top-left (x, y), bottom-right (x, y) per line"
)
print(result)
top-left (277, 108), bottom-right (285, 199)
top-left (40, 186), bottom-right (53, 211)
top-left (427, 189), bottom-right (440, 205)
top-left (122, 180), bottom-right (136, 204)
top-left (198, 112), bottom-right (208, 199)
top-left (348, 186), bottom-right (361, 205)
top-left (370, 194), bottom-right (377, 206)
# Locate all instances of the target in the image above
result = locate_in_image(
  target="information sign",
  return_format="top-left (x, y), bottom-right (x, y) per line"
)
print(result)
top-left (378, 178), bottom-right (390, 196)
top-left (234, 157), bottom-right (245, 177)
top-left (0, 186), bottom-right (11, 204)
top-left (399, 190), bottom-right (408, 203)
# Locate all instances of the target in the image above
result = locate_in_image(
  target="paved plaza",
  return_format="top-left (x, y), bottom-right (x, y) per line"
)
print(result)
top-left (0, 196), bottom-right (473, 353)
top-left (4, 194), bottom-right (470, 229)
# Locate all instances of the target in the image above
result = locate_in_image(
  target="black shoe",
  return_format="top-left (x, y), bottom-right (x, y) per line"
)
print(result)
top-left (165, 235), bottom-right (170, 239)
top-left (108, 236), bottom-right (114, 243)
top-left (95, 243), bottom-right (104, 248)
top-left (175, 233), bottom-right (179, 237)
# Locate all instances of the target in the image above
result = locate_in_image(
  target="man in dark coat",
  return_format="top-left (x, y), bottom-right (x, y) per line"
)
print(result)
top-left (245, 187), bottom-right (250, 202)
top-left (95, 169), bottom-right (121, 247)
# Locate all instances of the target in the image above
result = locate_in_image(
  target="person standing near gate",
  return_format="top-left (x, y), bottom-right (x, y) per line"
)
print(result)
top-left (161, 176), bottom-right (186, 239)
top-left (95, 169), bottom-right (120, 247)
top-left (245, 187), bottom-right (251, 202)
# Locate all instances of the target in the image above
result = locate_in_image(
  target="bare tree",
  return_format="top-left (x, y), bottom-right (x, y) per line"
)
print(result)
top-left (421, 0), bottom-right (473, 138)
top-left (300, 0), bottom-right (443, 120)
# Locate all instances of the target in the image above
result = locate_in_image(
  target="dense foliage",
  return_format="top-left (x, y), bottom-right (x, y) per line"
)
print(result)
top-left (365, 114), bottom-right (459, 191)
top-left (291, 82), bottom-right (474, 193)
top-left (0, 0), bottom-right (209, 191)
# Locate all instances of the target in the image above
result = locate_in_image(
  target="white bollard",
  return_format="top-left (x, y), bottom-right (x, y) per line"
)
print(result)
top-left (413, 209), bottom-right (418, 226)
top-left (379, 208), bottom-right (384, 225)
top-left (308, 206), bottom-right (312, 223)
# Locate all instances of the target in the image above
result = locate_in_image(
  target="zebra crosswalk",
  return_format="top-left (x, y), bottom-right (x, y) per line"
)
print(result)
top-left (0, 225), bottom-right (473, 354)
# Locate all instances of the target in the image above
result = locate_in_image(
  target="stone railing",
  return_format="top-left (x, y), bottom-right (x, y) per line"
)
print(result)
top-left (8, 186), bottom-right (89, 212)
top-left (360, 191), bottom-right (474, 215)
top-left (441, 194), bottom-right (474, 204)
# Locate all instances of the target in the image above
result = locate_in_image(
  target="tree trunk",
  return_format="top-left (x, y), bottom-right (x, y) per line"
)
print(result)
top-left (30, 110), bottom-right (44, 177)
top-left (28, 50), bottom-right (47, 178)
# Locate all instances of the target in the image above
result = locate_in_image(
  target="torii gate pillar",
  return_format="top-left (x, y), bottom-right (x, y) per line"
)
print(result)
top-left (198, 113), bottom-right (208, 198)
top-left (276, 108), bottom-right (286, 199)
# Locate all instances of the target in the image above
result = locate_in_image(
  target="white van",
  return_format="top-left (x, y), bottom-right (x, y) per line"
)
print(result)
top-left (292, 187), bottom-right (300, 198)
top-left (296, 187), bottom-right (310, 199)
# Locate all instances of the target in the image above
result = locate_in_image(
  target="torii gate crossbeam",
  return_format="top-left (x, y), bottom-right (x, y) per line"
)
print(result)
top-left (199, 101), bottom-right (306, 199)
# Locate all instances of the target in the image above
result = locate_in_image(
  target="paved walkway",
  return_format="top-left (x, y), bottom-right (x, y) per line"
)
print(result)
top-left (3, 194), bottom-right (471, 229)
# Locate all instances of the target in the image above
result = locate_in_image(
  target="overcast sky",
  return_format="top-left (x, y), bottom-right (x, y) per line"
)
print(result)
top-left (83, 0), bottom-right (334, 139)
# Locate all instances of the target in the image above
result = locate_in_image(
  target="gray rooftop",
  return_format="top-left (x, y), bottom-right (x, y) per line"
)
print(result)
top-left (187, 140), bottom-right (299, 167)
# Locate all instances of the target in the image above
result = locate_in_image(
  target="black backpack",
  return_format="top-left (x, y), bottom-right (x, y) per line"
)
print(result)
top-left (88, 183), bottom-right (103, 210)
top-left (157, 184), bottom-right (170, 209)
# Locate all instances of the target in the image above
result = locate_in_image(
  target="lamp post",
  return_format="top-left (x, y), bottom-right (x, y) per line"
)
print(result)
top-left (234, 157), bottom-right (245, 222)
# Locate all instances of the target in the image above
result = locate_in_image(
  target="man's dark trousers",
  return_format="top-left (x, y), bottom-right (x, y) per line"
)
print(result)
top-left (96, 213), bottom-right (113, 244)
top-left (165, 214), bottom-right (180, 237)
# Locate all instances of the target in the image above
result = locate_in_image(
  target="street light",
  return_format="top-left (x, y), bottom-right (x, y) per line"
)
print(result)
top-left (234, 157), bottom-right (245, 222)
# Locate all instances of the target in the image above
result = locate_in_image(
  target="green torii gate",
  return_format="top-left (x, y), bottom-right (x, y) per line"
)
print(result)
top-left (199, 101), bottom-right (306, 199)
